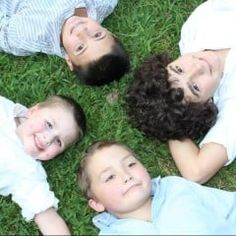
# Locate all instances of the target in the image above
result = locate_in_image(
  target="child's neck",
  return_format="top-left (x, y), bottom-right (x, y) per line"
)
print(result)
top-left (115, 197), bottom-right (152, 222)
top-left (74, 7), bottom-right (88, 17)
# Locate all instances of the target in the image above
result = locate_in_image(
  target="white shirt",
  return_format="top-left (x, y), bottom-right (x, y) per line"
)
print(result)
top-left (0, 0), bottom-right (118, 57)
top-left (0, 96), bottom-right (58, 221)
top-left (179, 0), bottom-right (236, 165)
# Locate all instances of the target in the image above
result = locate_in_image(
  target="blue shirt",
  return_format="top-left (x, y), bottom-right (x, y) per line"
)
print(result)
top-left (93, 176), bottom-right (236, 235)
top-left (0, 0), bottom-right (118, 57)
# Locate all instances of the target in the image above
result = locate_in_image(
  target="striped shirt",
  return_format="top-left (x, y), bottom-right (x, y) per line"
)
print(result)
top-left (0, 0), bottom-right (118, 57)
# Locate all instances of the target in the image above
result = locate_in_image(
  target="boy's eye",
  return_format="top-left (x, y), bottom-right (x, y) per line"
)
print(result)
top-left (193, 82), bottom-right (200, 91)
top-left (105, 174), bottom-right (115, 182)
top-left (46, 121), bottom-right (52, 129)
top-left (76, 44), bottom-right (84, 52)
top-left (94, 31), bottom-right (102, 38)
top-left (128, 162), bottom-right (136, 168)
top-left (56, 138), bottom-right (62, 147)
top-left (175, 65), bottom-right (183, 73)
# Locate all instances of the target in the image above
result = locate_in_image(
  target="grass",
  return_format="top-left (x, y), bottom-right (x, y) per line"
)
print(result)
top-left (1, 0), bottom-right (236, 235)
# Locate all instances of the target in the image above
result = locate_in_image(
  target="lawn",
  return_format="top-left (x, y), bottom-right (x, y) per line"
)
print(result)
top-left (1, 0), bottom-right (236, 235)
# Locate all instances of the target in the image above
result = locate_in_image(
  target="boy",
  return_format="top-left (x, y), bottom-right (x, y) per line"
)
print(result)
top-left (0, 0), bottom-right (129, 86)
top-left (0, 94), bottom-right (86, 235)
top-left (77, 141), bottom-right (236, 235)
top-left (127, 0), bottom-right (236, 183)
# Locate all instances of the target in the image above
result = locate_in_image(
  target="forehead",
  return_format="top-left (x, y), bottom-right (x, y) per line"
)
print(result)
top-left (72, 33), bottom-right (115, 66)
top-left (88, 145), bottom-right (133, 171)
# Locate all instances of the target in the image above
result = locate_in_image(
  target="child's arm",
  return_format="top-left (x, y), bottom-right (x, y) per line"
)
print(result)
top-left (168, 139), bottom-right (228, 184)
top-left (34, 207), bottom-right (70, 235)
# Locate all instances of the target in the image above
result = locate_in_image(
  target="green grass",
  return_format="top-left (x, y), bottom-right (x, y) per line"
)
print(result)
top-left (1, 0), bottom-right (236, 235)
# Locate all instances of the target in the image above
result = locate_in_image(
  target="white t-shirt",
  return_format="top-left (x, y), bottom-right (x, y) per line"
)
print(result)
top-left (0, 96), bottom-right (58, 221)
top-left (179, 0), bottom-right (236, 165)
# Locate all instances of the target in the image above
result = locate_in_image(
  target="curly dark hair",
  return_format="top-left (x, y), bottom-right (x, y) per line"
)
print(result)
top-left (126, 54), bottom-right (218, 142)
top-left (72, 37), bottom-right (129, 86)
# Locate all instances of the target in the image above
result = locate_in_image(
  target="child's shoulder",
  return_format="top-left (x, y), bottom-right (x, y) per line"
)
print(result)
top-left (159, 176), bottom-right (195, 189)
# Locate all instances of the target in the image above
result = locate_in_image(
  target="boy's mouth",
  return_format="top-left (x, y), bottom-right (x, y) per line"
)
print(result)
top-left (34, 135), bottom-right (45, 151)
top-left (123, 183), bottom-right (141, 195)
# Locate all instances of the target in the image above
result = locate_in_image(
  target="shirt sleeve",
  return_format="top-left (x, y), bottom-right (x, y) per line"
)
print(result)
top-left (187, 178), bottom-right (236, 219)
top-left (200, 99), bottom-right (236, 166)
top-left (0, 95), bottom-right (15, 121)
top-left (0, 11), bottom-right (32, 55)
top-left (11, 167), bottom-right (59, 221)
top-left (165, 176), bottom-right (236, 222)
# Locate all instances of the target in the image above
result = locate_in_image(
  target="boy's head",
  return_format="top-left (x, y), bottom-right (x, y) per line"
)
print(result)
top-left (16, 95), bottom-right (86, 161)
top-left (62, 16), bottom-right (129, 86)
top-left (77, 141), bottom-right (152, 218)
top-left (126, 54), bottom-right (218, 142)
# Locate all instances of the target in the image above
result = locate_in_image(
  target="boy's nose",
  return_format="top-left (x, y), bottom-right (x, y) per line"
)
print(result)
top-left (124, 175), bottom-right (133, 184)
top-left (42, 132), bottom-right (55, 146)
top-left (188, 62), bottom-right (203, 80)
top-left (75, 26), bottom-right (89, 38)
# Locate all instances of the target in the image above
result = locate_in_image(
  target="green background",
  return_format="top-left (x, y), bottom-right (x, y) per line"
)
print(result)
top-left (1, 0), bottom-right (236, 235)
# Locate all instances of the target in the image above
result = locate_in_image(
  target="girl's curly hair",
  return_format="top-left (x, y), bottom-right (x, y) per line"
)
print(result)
top-left (126, 54), bottom-right (218, 142)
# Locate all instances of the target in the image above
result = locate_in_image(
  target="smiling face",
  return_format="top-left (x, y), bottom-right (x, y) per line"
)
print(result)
top-left (87, 144), bottom-right (152, 217)
top-left (62, 16), bottom-right (115, 69)
top-left (167, 50), bottom-right (226, 103)
top-left (16, 105), bottom-right (78, 161)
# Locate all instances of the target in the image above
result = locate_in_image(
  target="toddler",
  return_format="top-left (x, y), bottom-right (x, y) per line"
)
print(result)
top-left (77, 141), bottom-right (236, 235)
top-left (0, 95), bottom-right (86, 235)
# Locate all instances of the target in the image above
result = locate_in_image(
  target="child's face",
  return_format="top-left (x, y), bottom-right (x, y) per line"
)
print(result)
top-left (167, 50), bottom-right (223, 103)
top-left (62, 16), bottom-right (115, 69)
top-left (16, 105), bottom-right (78, 160)
top-left (87, 145), bottom-right (152, 216)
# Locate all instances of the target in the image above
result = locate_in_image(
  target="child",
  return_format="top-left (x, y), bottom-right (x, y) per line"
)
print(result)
top-left (77, 141), bottom-right (236, 235)
top-left (0, 0), bottom-right (129, 86)
top-left (0, 94), bottom-right (86, 235)
top-left (127, 0), bottom-right (236, 183)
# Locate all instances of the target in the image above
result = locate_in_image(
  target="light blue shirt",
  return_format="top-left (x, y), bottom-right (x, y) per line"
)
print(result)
top-left (0, 0), bottom-right (118, 57)
top-left (93, 176), bottom-right (236, 235)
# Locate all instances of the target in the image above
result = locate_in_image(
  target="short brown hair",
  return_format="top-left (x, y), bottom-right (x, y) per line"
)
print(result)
top-left (77, 140), bottom-right (133, 199)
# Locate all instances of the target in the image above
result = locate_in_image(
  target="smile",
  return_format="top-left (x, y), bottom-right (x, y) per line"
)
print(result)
top-left (34, 135), bottom-right (45, 151)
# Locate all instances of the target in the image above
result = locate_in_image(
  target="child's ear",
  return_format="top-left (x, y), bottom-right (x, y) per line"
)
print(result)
top-left (65, 54), bottom-right (74, 71)
top-left (27, 104), bottom-right (40, 117)
top-left (88, 199), bottom-right (105, 212)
